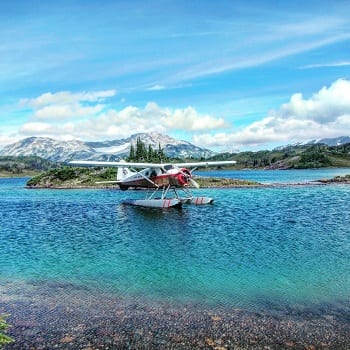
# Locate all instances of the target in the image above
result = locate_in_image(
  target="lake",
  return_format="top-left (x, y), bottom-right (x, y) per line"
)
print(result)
top-left (1, 169), bottom-right (350, 348)
top-left (197, 167), bottom-right (350, 183)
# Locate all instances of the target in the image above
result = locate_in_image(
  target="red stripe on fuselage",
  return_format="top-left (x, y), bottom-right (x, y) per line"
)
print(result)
top-left (118, 174), bottom-right (171, 189)
top-left (118, 172), bottom-right (191, 189)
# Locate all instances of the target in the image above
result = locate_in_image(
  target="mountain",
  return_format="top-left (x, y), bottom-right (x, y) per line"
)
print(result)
top-left (274, 135), bottom-right (350, 151)
top-left (0, 133), bottom-right (215, 162)
top-left (306, 136), bottom-right (350, 146)
top-left (0, 137), bottom-right (96, 162)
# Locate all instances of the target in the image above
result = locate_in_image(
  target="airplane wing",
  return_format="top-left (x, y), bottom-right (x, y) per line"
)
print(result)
top-left (69, 160), bottom-right (163, 168)
top-left (173, 160), bottom-right (236, 168)
top-left (69, 160), bottom-right (236, 168)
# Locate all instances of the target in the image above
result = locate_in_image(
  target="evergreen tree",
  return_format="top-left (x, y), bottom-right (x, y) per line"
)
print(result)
top-left (135, 137), bottom-right (147, 161)
top-left (158, 142), bottom-right (166, 162)
top-left (127, 138), bottom-right (168, 162)
top-left (129, 144), bottom-right (135, 160)
top-left (148, 144), bottom-right (154, 162)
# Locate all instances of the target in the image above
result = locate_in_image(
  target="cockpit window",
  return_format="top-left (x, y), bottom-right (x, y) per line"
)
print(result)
top-left (164, 164), bottom-right (173, 170)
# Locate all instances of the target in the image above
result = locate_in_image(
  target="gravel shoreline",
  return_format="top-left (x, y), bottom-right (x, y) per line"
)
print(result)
top-left (1, 281), bottom-right (350, 349)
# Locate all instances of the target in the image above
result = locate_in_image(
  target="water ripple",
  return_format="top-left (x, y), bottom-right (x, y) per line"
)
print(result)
top-left (0, 179), bottom-right (349, 312)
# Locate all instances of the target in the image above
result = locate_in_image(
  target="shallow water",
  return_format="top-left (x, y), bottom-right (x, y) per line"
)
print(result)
top-left (1, 175), bottom-right (349, 313)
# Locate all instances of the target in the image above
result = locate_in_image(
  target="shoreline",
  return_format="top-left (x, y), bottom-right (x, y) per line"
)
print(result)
top-left (1, 280), bottom-right (350, 349)
top-left (25, 179), bottom-right (349, 190)
top-left (24, 171), bottom-right (350, 189)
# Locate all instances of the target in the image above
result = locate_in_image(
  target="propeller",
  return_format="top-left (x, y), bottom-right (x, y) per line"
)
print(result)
top-left (188, 177), bottom-right (200, 189)
top-left (175, 166), bottom-right (200, 188)
top-left (188, 167), bottom-right (200, 188)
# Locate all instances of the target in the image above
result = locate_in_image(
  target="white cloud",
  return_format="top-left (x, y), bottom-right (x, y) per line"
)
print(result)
top-left (194, 79), bottom-right (350, 149)
top-left (6, 79), bottom-right (350, 150)
top-left (170, 32), bottom-right (350, 85)
top-left (0, 134), bottom-right (18, 147)
top-left (280, 79), bottom-right (350, 123)
top-left (19, 90), bottom-right (116, 121)
top-left (147, 84), bottom-right (165, 91)
top-left (72, 102), bottom-right (226, 139)
top-left (21, 90), bottom-right (116, 108)
top-left (33, 103), bottom-right (105, 120)
top-left (161, 105), bottom-right (227, 131)
top-left (14, 93), bottom-right (227, 142)
top-left (300, 61), bottom-right (350, 69)
top-left (19, 122), bottom-right (76, 138)
top-left (20, 122), bottom-right (53, 134)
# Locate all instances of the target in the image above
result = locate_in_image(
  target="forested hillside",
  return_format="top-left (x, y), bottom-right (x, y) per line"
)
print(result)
top-left (0, 156), bottom-right (56, 177)
top-left (209, 143), bottom-right (350, 169)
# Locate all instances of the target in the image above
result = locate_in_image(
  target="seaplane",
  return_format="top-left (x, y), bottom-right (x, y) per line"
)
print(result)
top-left (69, 160), bottom-right (236, 208)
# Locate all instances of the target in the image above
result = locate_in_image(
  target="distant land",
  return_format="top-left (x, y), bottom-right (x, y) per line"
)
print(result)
top-left (0, 156), bottom-right (58, 178)
top-left (209, 142), bottom-right (350, 169)
top-left (0, 133), bottom-right (349, 177)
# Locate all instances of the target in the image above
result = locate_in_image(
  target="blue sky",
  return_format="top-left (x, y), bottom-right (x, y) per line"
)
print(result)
top-left (1, 0), bottom-right (350, 151)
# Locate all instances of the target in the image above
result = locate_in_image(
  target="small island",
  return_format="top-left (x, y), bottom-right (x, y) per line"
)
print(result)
top-left (25, 166), bottom-right (261, 189)
top-left (316, 174), bottom-right (350, 184)
top-left (25, 166), bottom-right (350, 189)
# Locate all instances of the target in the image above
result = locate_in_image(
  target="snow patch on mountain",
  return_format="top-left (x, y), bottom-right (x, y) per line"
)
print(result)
top-left (94, 143), bottom-right (130, 154)
top-left (307, 136), bottom-right (350, 146)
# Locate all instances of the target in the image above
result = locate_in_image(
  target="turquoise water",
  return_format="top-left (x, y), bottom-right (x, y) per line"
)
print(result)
top-left (1, 173), bottom-right (350, 312)
top-left (197, 167), bottom-right (350, 183)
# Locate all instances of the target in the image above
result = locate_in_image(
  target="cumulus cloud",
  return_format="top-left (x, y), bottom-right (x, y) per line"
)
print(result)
top-left (71, 102), bottom-right (226, 139)
top-left (279, 79), bottom-right (350, 123)
top-left (20, 90), bottom-right (116, 121)
top-left (9, 79), bottom-right (350, 150)
top-left (194, 79), bottom-right (350, 149)
top-left (17, 92), bottom-right (227, 142)
top-left (162, 106), bottom-right (227, 131)
top-left (19, 122), bottom-right (76, 139)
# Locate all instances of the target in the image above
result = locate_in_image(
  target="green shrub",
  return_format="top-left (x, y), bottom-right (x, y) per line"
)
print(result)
top-left (0, 314), bottom-right (14, 347)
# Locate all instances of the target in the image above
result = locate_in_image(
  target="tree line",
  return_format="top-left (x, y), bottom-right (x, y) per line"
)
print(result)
top-left (0, 156), bottom-right (56, 174)
top-left (127, 137), bottom-right (169, 162)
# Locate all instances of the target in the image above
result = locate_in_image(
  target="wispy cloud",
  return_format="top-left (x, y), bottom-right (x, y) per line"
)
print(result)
top-left (300, 61), bottom-right (350, 69)
top-left (146, 85), bottom-right (165, 91)
top-left (170, 32), bottom-right (350, 84)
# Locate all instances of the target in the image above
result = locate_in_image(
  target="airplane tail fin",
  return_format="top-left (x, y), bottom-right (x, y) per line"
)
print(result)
top-left (117, 166), bottom-right (134, 181)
